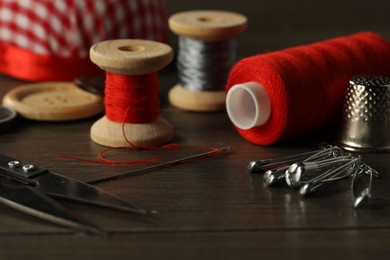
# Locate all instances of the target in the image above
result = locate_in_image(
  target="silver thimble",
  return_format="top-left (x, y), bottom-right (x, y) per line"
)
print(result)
top-left (338, 75), bottom-right (390, 152)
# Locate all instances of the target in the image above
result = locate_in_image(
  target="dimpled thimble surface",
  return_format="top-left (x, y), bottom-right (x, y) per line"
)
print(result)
top-left (338, 75), bottom-right (390, 152)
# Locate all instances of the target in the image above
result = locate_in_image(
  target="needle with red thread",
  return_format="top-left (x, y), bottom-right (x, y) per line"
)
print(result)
top-left (87, 146), bottom-right (231, 184)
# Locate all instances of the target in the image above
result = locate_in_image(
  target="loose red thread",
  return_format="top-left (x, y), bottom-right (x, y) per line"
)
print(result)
top-left (59, 144), bottom-right (222, 165)
top-left (226, 32), bottom-right (390, 145)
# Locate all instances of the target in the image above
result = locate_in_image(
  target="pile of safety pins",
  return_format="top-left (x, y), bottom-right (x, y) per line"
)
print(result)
top-left (248, 145), bottom-right (378, 208)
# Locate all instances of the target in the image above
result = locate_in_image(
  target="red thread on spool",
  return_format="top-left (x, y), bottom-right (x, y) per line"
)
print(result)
top-left (104, 72), bottom-right (160, 123)
top-left (60, 38), bottom-right (223, 167)
top-left (226, 32), bottom-right (390, 145)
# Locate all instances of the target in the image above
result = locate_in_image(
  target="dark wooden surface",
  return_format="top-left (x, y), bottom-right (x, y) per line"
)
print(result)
top-left (1, 1), bottom-right (390, 259)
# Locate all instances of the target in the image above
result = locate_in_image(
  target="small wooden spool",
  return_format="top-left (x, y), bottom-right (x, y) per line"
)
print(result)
top-left (168, 10), bottom-right (247, 112)
top-left (89, 39), bottom-right (174, 147)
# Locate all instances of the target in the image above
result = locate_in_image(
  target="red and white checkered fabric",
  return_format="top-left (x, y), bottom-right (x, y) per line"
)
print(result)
top-left (0, 0), bottom-right (167, 81)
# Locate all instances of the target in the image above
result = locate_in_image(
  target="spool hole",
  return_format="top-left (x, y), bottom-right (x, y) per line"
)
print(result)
top-left (118, 45), bottom-right (145, 52)
top-left (226, 82), bottom-right (271, 130)
top-left (197, 16), bottom-right (218, 23)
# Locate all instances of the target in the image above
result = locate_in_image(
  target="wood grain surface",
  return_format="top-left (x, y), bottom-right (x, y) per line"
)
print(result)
top-left (1, 0), bottom-right (390, 259)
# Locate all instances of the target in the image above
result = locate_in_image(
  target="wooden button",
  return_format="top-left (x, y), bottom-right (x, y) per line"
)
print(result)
top-left (2, 82), bottom-right (103, 121)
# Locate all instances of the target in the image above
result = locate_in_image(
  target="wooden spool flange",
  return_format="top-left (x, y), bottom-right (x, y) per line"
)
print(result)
top-left (168, 10), bottom-right (247, 112)
top-left (89, 39), bottom-right (174, 147)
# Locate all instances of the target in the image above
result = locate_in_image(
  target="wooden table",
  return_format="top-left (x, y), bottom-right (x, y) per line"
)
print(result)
top-left (1, 1), bottom-right (390, 259)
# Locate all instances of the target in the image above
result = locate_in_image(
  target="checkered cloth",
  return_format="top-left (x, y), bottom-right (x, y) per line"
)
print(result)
top-left (0, 0), bottom-right (167, 81)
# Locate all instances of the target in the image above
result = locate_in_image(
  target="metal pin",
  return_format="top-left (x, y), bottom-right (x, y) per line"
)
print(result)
top-left (248, 146), bottom-right (343, 174)
top-left (254, 146), bottom-right (345, 186)
top-left (250, 143), bottom-right (378, 208)
top-left (248, 150), bottom-right (321, 173)
top-left (285, 155), bottom-right (354, 188)
top-left (299, 157), bottom-right (361, 196)
top-left (283, 146), bottom-right (348, 188)
top-left (263, 165), bottom-right (290, 186)
top-left (351, 163), bottom-right (378, 208)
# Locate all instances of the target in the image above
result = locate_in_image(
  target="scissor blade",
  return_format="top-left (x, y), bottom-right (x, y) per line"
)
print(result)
top-left (34, 172), bottom-right (147, 214)
top-left (0, 183), bottom-right (103, 234)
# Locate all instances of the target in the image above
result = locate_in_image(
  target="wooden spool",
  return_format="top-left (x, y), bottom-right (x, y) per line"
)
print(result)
top-left (89, 39), bottom-right (174, 147)
top-left (168, 10), bottom-right (247, 112)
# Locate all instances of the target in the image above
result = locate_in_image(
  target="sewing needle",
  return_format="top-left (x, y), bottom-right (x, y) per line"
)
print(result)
top-left (87, 146), bottom-right (231, 184)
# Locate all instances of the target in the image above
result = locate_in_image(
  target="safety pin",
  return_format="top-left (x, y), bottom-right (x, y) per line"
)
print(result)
top-left (248, 150), bottom-right (319, 173)
top-left (249, 146), bottom-right (343, 174)
top-left (299, 157), bottom-right (361, 196)
top-left (261, 146), bottom-right (345, 186)
top-left (351, 162), bottom-right (378, 208)
top-left (285, 155), bottom-right (354, 188)
top-left (263, 165), bottom-right (290, 186)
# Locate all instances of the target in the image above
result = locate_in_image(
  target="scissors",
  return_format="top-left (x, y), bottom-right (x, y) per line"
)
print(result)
top-left (0, 153), bottom-right (147, 234)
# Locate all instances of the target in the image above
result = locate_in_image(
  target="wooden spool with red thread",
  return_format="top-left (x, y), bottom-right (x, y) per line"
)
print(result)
top-left (89, 39), bottom-right (174, 147)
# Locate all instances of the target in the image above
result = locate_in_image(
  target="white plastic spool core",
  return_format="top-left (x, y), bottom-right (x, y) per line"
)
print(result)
top-left (226, 82), bottom-right (271, 130)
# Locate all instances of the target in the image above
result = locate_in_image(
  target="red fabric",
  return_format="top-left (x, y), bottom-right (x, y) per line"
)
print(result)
top-left (0, 41), bottom-right (101, 81)
top-left (0, 0), bottom-right (167, 81)
top-left (226, 32), bottom-right (390, 145)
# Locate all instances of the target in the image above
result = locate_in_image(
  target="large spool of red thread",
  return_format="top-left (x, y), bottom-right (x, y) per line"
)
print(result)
top-left (225, 32), bottom-right (390, 145)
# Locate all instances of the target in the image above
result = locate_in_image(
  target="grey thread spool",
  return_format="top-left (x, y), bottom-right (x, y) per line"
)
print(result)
top-left (177, 37), bottom-right (236, 92)
top-left (338, 75), bottom-right (390, 152)
top-left (168, 10), bottom-right (247, 111)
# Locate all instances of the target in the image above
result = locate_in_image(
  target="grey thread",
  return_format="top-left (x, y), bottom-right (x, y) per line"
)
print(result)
top-left (177, 36), bottom-right (237, 92)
